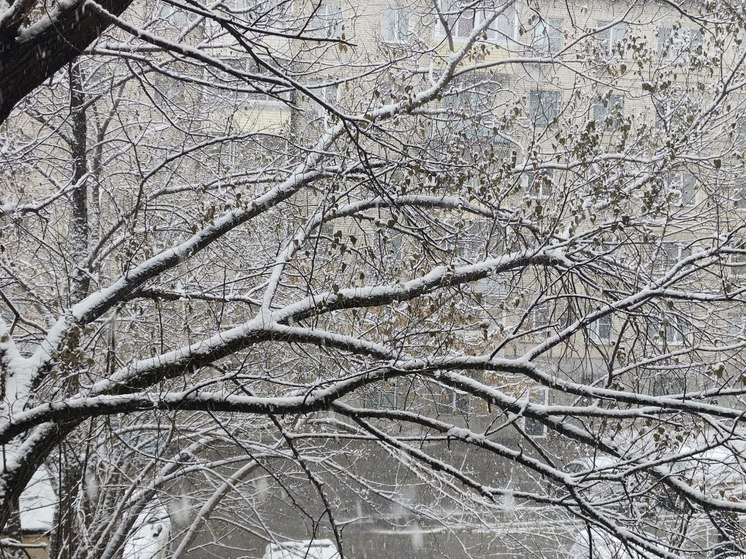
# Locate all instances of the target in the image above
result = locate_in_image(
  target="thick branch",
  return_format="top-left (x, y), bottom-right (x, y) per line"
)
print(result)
top-left (0, 0), bottom-right (133, 124)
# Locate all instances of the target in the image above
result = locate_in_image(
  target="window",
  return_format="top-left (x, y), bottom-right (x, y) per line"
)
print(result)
top-left (436, 0), bottom-right (495, 40)
top-left (207, 140), bottom-right (238, 171)
top-left (308, 3), bottom-right (342, 38)
top-left (529, 90), bottom-right (561, 128)
top-left (654, 242), bottom-right (693, 275)
top-left (226, 0), bottom-right (262, 15)
top-left (445, 76), bottom-right (502, 139)
top-left (382, 8), bottom-right (410, 43)
top-left (448, 79), bottom-right (499, 115)
top-left (735, 111), bottom-right (746, 148)
top-left (437, 388), bottom-right (471, 417)
top-left (152, 72), bottom-right (188, 104)
top-left (592, 94), bottom-right (624, 132)
top-left (526, 170), bottom-right (554, 199)
top-left (307, 83), bottom-right (339, 129)
top-left (489, 3), bottom-right (517, 43)
top-left (225, 58), bottom-right (291, 105)
top-left (650, 314), bottom-right (688, 346)
top-left (374, 228), bottom-right (403, 262)
top-left (726, 314), bottom-right (746, 343)
top-left (728, 252), bottom-right (746, 277)
top-left (651, 375), bottom-right (685, 396)
top-left (733, 180), bottom-right (746, 210)
top-left (665, 316), bottom-right (687, 345)
top-left (154, 0), bottom-right (197, 27)
top-left (665, 172), bottom-right (697, 207)
top-left (597, 21), bottom-right (628, 57)
top-left (527, 304), bottom-right (551, 339)
top-left (589, 315), bottom-right (612, 343)
top-left (454, 220), bottom-right (504, 263)
top-left (225, 0), bottom-right (283, 20)
top-left (654, 96), bottom-right (698, 134)
top-left (119, 428), bottom-right (167, 456)
top-left (482, 279), bottom-right (509, 300)
top-left (524, 387), bottom-right (548, 437)
top-left (659, 26), bottom-right (703, 62)
top-left (579, 370), bottom-right (595, 386)
top-left (361, 380), bottom-right (404, 408)
top-left (532, 18), bottom-right (563, 55)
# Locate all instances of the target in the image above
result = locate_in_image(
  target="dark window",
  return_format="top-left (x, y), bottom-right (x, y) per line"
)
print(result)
top-left (659, 26), bottom-right (703, 62)
top-left (526, 170), bottom-right (554, 199)
top-left (382, 8), bottom-right (410, 43)
top-left (653, 241), bottom-right (693, 275)
top-left (437, 0), bottom-right (502, 40)
top-left (590, 315), bottom-right (612, 343)
top-left (524, 387), bottom-right (548, 437)
top-left (651, 375), bottom-right (685, 396)
top-left (309, 3), bottom-right (342, 38)
top-left (532, 18), bottom-right (563, 54)
top-left (527, 304), bottom-right (552, 339)
top-left (529, 91), bottom-right (561, 127)
top-left (592, 94), bottom-right (624, 132)
top-left (597, 21), bottom-right (628, 57)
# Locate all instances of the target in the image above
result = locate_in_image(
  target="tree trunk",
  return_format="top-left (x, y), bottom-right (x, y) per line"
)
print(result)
top-left (1, 496), bottom-right (26, 559)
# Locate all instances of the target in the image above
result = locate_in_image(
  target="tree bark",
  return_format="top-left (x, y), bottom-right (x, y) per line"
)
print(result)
top-left (1, 496), bottom-right (25, 559)
top-left (0, 0), bottom-right (133, 125)
top-left (68, 62), bottom-right (90, 303)
top-left (48, 65), bottom-right (90, 559)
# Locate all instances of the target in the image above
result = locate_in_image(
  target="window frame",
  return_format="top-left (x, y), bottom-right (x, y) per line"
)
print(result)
top-left (308, 3), bottom-right (343, 39)
top-left (526, 169), bottom-right (554, 199)
top-left (523, 387), bottom-right (549, 438)
top-left (651, 374), bottom-right (686, 396)
top-left (526, 304), bottom-right (552, 339)
top-left (381, 7), bottom-right (411, 44)
top-left (151, 70), bottom-right (189, 104)
top-left (653, 94), bottom-right (701, 136)
top-left (736, 109), bottom-right (746, 145)
top-left (728, 252), bottom-right (746, 277)
top-left (437, 388), bottom-right (471, 417)
top-left (659, 26), bottom-right (703, 62)
top-left (434, 0), bottom-right (501, 41)
top-left (361, 379), bottom-right (405, 409)
top-left (444, 74), bottom-right (504, 140)
top-left (489, 3), bottom-right (518, 45)
top-left (528, 90), bottom-right (561, 128)
top-left (726, 314), bottom-right (746, 343)
top-left (589, 314), bottom-right (612, 344)
top-left (597, 21), bottom-right (628, 58)
top-left (453, 219), bottom-right (505, 263)
top-left (656, 313), bottom-right (689, 346)
top-left (665, 171), bottom-right (697, 207)
top-left (152, 0), bottom-right (199, 28)
top-left (532, 17), bottom-right (563, 55)
top-left (654, 241), bottom-right (693, 275)
top-left (223, 58), bottom-right (292, 106)
top-left (374, 227), bottom-right (404, 262)
top-left (592, 94), bottom-right (624, 133)
top-left (732, 179), bottom-right (746, 211)
top-left (307, 83), bottom-right (339, 129)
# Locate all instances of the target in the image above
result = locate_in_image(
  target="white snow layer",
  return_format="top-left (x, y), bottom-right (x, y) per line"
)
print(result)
top-left (122, 501), bottom-right (171, 559)
top-left (19, 468), bottom-right (55, 532)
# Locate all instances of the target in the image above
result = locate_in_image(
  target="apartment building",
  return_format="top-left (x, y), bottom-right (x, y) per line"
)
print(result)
top-left (144, 1), bottom-right (745, 556)
top-left (3, 0), bottom-right (746, 558)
